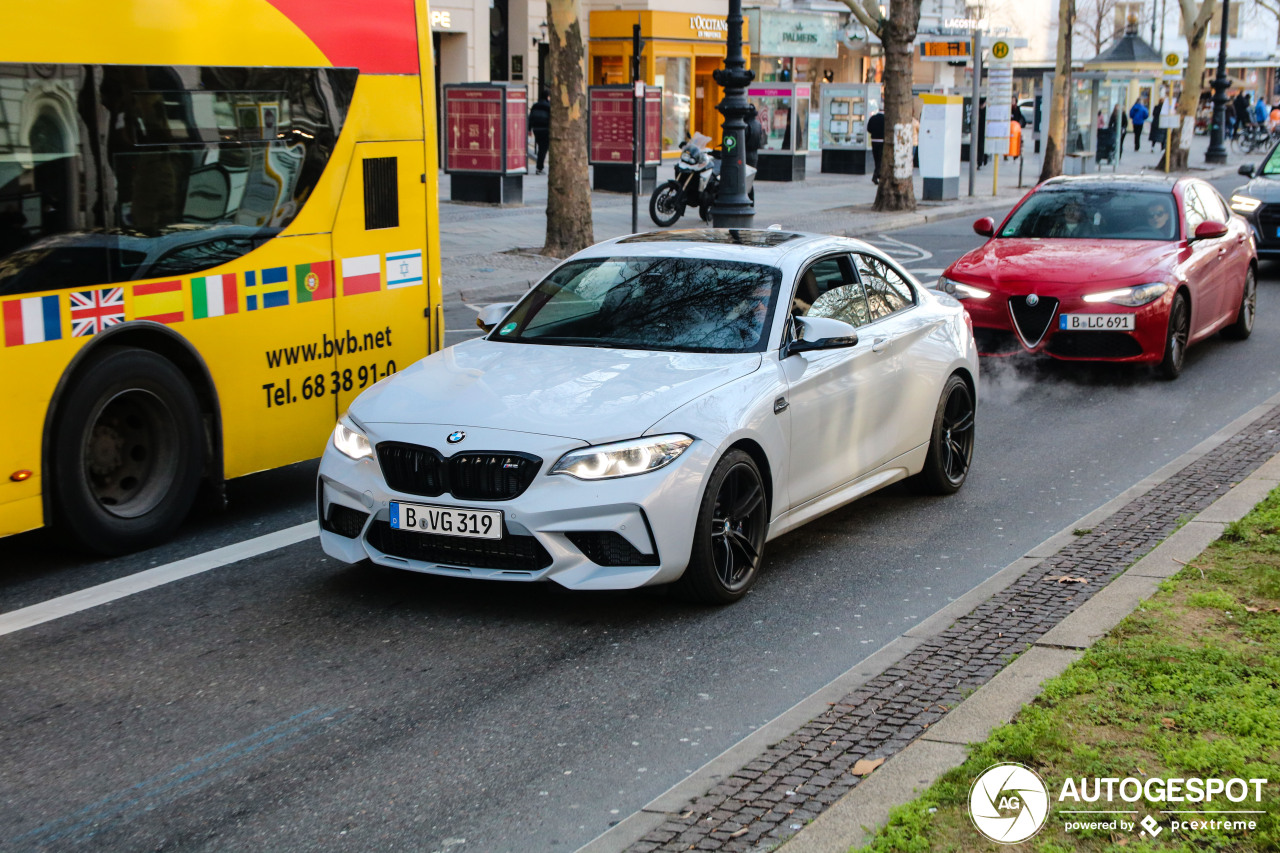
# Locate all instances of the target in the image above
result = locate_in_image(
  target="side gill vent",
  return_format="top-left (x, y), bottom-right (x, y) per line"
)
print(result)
top-left (364, 157), bottom-right (399, 230)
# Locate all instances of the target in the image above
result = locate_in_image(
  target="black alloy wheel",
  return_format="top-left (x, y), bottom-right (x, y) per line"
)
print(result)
top-left (1158, 292), bottom-right (1190, 380)
top-left (679, 449), bottom-right (768, 604)
top-left (1222, 267), bottom-right (1257, 340)
top-left (648, 181), bottom-right (685, 227)
top-left (912, 374), bottom-right (976, 495)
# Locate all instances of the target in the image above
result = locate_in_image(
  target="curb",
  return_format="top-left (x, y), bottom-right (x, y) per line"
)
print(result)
top-left (575, 387), bottom-right (1280, 853)
top-left (779, 388), bottom-right (1280, 853)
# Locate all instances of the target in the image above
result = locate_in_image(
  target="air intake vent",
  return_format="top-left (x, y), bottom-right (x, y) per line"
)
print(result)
top-left (566, 531), bottom-right (660, 566)
top-left (324, 504), bottom-right (369, 538)
top-left (367, 521), bottom-right (553, 571)
top-left (364, 157), bottom-right (399, 230)
top-left (1008, 295), bottom-right (1059, 348)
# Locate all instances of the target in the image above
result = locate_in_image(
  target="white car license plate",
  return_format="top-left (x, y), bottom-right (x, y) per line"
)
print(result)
top-left (1059, 313), bottom-right (1135, 331)
top-left (390, 501), bottom-right (503, 540)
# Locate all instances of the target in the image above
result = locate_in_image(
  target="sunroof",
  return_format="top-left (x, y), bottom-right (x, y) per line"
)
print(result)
top-left (618, 228), bottom-right (804, 247)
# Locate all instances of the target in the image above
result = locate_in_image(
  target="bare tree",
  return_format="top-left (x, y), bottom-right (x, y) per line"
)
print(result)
top-left (840, 0), bottom-right (924, 211)
top-left (1251, 0), bottom-right (1280, 56)
top-left (1041, 0), bottom-right (1076, 181)
top-left (1165, 0), bottom-right (1217, 170)
top-left (543, 0), bottom-right (593, 256)
top-left (1075, 0), bottom-right (1121, 54)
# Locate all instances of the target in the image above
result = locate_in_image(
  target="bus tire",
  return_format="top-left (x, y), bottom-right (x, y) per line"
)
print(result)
top-left (52, 347), bottom-right (205, 555)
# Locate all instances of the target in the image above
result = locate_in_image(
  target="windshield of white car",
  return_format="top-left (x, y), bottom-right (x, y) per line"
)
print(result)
top-left (490, 256), bottom-right (784, 353)
top-left (998, 189), bottom-right (1179, 241)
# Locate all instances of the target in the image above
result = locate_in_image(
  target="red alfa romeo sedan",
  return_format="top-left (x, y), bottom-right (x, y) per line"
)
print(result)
top-left (938, 175), bottom-right (1257, 378)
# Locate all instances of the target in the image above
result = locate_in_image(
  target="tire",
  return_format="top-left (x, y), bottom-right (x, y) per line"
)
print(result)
top-left (1222, 266), bottom-right (1256, 340)
top-left (699, 183), bottom-right (717, 223)
top-left (677, 449), bottom-right (768, 605)
top-left (648, 181), bottom-right (685, 227)
top-left (52, 347), bottom-right (206, 554)
top-left (911, 374), bottom-right (975, 495)
top-left (1158, 292), bottom-right (1190, 380)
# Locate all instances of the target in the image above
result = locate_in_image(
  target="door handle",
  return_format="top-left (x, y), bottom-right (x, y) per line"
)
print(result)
top-left (871, 336), bottom-right (889, 353)
top-left (773, 396), bottom-right (789, 414)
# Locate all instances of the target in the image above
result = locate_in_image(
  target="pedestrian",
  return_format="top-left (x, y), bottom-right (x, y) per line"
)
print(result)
top-left (1270, 102), bottom-right (1280, 133)
top-left (528, 89), bottom-right (551, 175)
top-left (867, 108), bottom-right (885, 184)
top-left (1234, 91), bottom-right (1252, 138)
top-left (1129, 97), bottom-right (1148, 152)
top-left (1150, 99), bottom-right (1163, 151)
top-left (744, 103), bottom-right (763, 168)
top-left (1256, 95), bottom-right (1269, 126)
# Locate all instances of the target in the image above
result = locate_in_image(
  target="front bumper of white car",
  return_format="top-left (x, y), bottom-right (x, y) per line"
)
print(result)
top-left (317, 423), bottom-right (715, 590)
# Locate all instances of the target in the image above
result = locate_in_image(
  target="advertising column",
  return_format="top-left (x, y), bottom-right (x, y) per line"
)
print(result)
top-left (588, 85), bottom-right (663, 193)
top-left (443, 83), bottom-right (527, 204)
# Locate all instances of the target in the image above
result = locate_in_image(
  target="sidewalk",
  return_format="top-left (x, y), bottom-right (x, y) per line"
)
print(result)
top-left (440, 130), bottom-right (1253, 308)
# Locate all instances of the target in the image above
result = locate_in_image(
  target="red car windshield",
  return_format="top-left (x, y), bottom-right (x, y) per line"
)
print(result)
top-left (998, 190), bottom-right (1178, 241)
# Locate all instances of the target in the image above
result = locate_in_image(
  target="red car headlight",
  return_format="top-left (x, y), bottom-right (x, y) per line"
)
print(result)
top-left (1081, 282), bottom-right (1168, 307)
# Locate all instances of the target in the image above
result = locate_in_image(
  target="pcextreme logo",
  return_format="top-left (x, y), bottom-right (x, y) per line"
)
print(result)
top-left (968, 764), bottom-right (1270, 843)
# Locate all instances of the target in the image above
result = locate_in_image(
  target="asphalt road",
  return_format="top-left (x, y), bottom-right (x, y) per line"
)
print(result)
top-left (4, 177), bottom-right (1278, 853)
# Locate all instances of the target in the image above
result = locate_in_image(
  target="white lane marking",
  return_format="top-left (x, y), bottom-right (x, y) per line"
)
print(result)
top-left (0, 522), bottom-right (318, 638)
top-left (872, 234), bottom-right (933, 263)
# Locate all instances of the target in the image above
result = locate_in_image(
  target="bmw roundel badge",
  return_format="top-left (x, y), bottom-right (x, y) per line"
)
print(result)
top-left (447, 430), bottom-right (466, 444)
top-left (1026, 293), bottom-right (1040, 307)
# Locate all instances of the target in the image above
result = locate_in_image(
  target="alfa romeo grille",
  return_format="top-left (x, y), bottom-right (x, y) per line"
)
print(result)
top-left (1007, 295), bottom-right (1060, 348)
top-left (376, 442), bottom-right (542, 500)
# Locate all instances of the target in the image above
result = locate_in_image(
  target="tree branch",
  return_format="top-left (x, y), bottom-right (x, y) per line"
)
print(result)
top-left (839, 0), bottom-right (886, 38)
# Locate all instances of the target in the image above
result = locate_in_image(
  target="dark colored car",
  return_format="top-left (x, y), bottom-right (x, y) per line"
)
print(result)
top-left (1231, 145), bottom-right (1280, 259)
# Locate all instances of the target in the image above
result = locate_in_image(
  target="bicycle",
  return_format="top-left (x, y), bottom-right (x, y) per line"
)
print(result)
top-left (1232, 122), bottom-right (1275, 154)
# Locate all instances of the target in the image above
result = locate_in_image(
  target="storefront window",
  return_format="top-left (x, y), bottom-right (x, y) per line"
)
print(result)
top-left (655, 57), bottom-right (691, 149)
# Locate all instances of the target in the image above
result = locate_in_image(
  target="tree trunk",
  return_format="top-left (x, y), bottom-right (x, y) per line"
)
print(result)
top-left (873, 0), bottom-right (922, 212)
top-left (1040, 0), bottom-right (1075, 183)
top-left (543, 0), bottom-right (593, 257)
top-left (1167, 0), bottom-right (1215, 171)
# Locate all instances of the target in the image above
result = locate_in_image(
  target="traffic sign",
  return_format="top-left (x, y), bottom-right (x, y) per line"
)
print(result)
top-left (991, 41), bottom-right (1011, 60)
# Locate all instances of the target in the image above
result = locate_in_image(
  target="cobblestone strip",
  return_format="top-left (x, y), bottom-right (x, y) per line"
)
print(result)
top-left (625, 409), bottom-right (1280, 853)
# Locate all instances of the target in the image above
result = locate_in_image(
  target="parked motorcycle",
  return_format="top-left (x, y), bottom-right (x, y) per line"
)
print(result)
top-left (648, 133), bottom-right (755, 227)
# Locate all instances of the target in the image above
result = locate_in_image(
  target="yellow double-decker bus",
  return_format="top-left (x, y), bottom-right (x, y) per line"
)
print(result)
top-left (1, 0), bottom-right (442, 552)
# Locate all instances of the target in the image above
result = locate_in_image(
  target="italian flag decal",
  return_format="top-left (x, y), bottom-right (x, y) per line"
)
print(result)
top-left (192, 274), bottom-right (238, 318)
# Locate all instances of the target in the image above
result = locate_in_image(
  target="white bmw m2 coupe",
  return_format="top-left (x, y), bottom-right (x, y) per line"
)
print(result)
top-left (318, 229), bottom-right (978, 603)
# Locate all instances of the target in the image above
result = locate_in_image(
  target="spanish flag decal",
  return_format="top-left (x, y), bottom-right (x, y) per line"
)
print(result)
top-left (132, 280), bottom-right (184, 324)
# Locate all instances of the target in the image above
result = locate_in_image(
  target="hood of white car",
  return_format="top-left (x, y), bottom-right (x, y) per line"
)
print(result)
top-left (351, 338), bottom-right (763, 442)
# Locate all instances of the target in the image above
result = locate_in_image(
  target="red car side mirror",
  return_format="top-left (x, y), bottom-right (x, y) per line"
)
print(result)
top-left (1193, 220), bottom-right (1229, 240)
top-left (973, 217), bottom-right (995, 238)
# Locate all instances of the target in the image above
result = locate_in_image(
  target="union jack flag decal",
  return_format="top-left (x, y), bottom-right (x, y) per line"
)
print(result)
top-left (70, 287), bottom-right (126, 338)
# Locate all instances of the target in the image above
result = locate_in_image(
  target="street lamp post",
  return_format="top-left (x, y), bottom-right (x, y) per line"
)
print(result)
top-left (710, 0), bottom-right (755, 228)
top-left (1205, 0), bottom-right (1230, 163)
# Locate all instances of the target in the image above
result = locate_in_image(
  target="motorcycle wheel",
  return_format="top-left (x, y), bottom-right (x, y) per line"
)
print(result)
top-left (649, 181), bottom-right (685, 227)
top-left (699, 185), bottom-right (717, 224)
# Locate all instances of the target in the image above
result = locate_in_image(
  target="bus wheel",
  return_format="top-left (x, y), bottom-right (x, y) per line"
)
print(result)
top-left (53, 347), bottom-right (205, 555)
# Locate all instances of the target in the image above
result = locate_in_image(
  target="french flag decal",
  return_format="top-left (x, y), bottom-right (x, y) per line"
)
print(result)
top-left (3, 295), bottom-right (62, 347)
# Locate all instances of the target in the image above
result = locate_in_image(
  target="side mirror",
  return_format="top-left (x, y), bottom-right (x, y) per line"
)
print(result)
top-left (785, 316), bottom-right (859, 357)
top-left (1239, 164), bottom-right (1257, 178)
top-left (973, 216), bottom-right (996, 238)
top-left (1193, 220), bottom-right (1229, 241)
top-left (476, 302), bottom-right (517, 333)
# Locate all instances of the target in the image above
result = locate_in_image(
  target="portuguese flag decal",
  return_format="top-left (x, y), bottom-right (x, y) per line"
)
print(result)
top-left (295, 261), bottom-right (335, 302)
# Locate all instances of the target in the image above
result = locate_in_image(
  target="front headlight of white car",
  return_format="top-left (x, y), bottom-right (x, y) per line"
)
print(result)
top-left (332, 418), bottom-right (374, 460)
top-left (936, 275), bottom-right (991, 300)
top-left (551, 434), bottom-right (694, 480)
top-left (1231, 194), bottom-right (1262, 214)
top-left (1082, 282), bottom-right (1168, 307)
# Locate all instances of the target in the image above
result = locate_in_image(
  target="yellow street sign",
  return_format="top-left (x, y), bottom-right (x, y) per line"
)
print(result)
top-left (991, 41), bottom-right (1011, 60)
